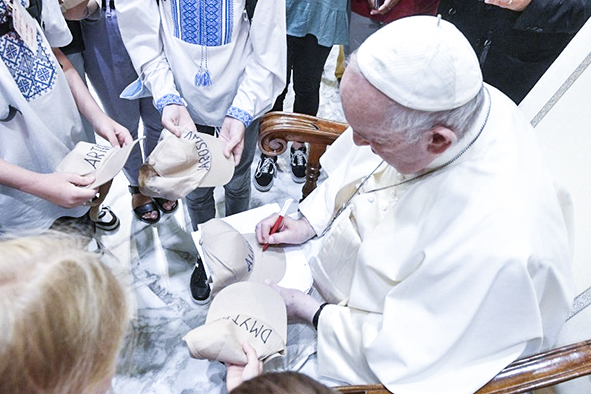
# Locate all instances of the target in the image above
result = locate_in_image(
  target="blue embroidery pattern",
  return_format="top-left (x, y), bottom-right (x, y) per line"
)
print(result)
top-left (170, 0), bottom-right (232, 46)
top-left (156, 94), bottom-right (186, 112)
top-left (0, 3), bottom-right (56, 102)
top-left (224, 0), bottom-right (233, 43)
top-left (171, 0), bottom-right (180, 38)
top-left (227, 106), bottom-right (252, 127)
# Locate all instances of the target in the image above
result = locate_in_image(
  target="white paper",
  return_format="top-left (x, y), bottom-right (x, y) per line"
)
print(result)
top-left (192, 203), bottom-right (313, 293)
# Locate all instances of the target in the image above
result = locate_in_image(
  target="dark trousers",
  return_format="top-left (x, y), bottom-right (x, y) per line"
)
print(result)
top-left (272, 34), bottom-right (332, 116)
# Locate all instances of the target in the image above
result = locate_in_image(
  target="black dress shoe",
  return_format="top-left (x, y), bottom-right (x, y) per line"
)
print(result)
top-left (190, 255), bottom-right (211, 304)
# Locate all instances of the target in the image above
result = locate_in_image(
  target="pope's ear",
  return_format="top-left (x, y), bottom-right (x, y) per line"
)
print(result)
top-left (427, 126), bottom-right (457, 155)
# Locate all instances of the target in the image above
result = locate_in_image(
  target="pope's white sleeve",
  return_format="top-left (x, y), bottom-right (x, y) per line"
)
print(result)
top-left (298, 128), bottom-right (354, 234)
top-left (116, 0), bottom-right (182, 110)
top-left (316, 305), bottom-right (381, 384)
top-left (298, 178), bottom-right (333, 237)
top-left (228, 0), bottom-right (286, 124)
top-left (315, 252), bottom-right (549, 394)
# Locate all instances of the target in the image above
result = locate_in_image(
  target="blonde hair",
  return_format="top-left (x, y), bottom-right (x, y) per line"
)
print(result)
top-left (0, 233), bottom-right (130, 394)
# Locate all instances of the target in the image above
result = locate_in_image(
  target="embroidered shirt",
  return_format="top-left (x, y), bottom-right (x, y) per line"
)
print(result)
top-left (117, 0), bottom-right (287, 128)
top-left (0, 0), bottom-right (87, 234)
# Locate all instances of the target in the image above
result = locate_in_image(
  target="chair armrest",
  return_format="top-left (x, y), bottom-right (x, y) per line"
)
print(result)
top-left (335, 384), bottom-right (390, 394)
top-left (476, 339), bottom-right (591, 393)
top-left (258, 111), bottom-right (348, 199)
top-left (333, 340), bottom-right (591, 394)
top-left (258, 111), bottom-right (348, 157)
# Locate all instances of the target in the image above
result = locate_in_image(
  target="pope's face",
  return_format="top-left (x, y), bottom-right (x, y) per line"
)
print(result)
top-left (340, 65), bottom-right (434, 175)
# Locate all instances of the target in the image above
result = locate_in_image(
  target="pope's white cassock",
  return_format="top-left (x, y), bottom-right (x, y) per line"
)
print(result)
top-left (298, 84), bottom-right (575, 394)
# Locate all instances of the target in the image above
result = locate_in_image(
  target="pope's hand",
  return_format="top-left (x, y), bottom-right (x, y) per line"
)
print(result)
top-left (255, 214), bottom-right (316, 247)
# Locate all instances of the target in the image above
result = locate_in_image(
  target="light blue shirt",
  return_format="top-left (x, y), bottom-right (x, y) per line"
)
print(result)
top-left (286, 0), bottom-right (349, 47)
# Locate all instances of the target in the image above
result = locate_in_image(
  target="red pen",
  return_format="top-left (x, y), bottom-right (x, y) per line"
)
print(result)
top-left (263, 199), bottom-right (293, 251)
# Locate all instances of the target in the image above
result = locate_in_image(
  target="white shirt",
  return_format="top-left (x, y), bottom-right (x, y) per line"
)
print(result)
top-left (0, 0), bottom-right (87, 234)
top-left (41, 0), bottom-right (73, 47)
top-left (299, 85), bottom-right (575, 393)
top-left (116, 0), bottom-right (286, 127)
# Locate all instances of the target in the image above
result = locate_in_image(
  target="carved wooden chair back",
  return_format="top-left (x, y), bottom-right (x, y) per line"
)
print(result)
top-left (258, 111), bottom-right (348, 200)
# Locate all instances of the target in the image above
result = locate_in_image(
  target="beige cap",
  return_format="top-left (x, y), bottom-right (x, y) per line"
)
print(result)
top-left (56, 139), bottom-right (141, 188)
top-left (139, 129), bottom-right (235, 201)
top-left (357, 15), bottom-right (483, 111)
top-left (183, 281), bottom-right (287, 364)
top-left (199, 219), bottom-right (286, 297)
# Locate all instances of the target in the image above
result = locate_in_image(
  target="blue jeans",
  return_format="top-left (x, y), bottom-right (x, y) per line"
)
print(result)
top-left (185, 119), bottom-right (259, 230)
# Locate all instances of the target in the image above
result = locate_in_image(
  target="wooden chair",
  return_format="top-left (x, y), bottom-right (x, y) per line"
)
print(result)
top-left (257, 110), bottom-right (591, 393)
top-left (258, 111), bottom-right (348, 200)
top-left (334, 340), bottom-right (591, 393)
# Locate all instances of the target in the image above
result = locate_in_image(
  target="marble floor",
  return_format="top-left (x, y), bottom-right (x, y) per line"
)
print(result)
top-left (96, 46), bottom-right (346, 394)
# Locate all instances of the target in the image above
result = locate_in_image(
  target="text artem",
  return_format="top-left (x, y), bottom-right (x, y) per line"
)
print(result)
top-left (83, 144), bottom-right (112, 169)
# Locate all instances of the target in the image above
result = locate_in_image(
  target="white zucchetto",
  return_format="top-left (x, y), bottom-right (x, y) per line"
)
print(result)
top-left (357, 15), bottom-right (483, 111)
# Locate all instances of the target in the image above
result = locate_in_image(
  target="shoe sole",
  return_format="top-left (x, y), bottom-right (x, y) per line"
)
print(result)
top-left (95, 216), bottom-right (120, 231)
top-left (133, 213), bottom-right (159, 226)
top-left (291, 172), bottom-right (306, 184)
top-left (190, 290), bottom-right (212, 305)
top-left (254, 179), bottom-right (274, 192)
top-left (95, 207), bottom-right (121, 231)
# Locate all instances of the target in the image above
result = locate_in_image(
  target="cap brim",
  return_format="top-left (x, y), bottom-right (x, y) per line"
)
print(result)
top-left (89, 139), bottom-right (141, 188)
top-left (184, 282), bottom-right (287, 363)
top-left (195, 133), bottom-right (235, 188)
top-left (242, 233), bottom-right (286, 284)
top-left (183, 314), bottom-right (286, 364)
top-left (206, 282), bottom-right (287, 343)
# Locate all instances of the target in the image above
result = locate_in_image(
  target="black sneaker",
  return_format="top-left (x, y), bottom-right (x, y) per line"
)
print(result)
top-left (290, 146), bottom-right (307, 184)
top-left (190, 256), bottom-right (211, 304)
top-left (254, 154), bottom-right (277, 192)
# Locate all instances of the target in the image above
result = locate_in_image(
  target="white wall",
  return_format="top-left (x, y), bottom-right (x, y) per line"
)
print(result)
top-left (519, 17), bottom-right (591, 394)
